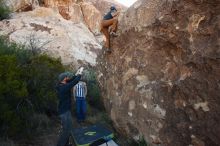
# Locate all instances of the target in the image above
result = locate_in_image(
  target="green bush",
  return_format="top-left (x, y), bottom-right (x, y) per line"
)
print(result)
top-left (0, 36), bottom-right (65, 138)
top-left (83, 68), bottom-right (103, 109)
top-left (0, 0), bottom-right (11, 20)
top-left (137, 137), bottom-right (148, 146)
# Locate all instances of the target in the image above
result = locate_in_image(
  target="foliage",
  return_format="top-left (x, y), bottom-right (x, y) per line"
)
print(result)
top-left (0, 36), bottom-right (65, 139)
top-left (137, 137), bottom-right (148, 146)
top-left (83, 68), bottom-right (103, 110)
top-left (0, 0), bottom-right (11, 20)
top-left (86, 106), bottom-right (112, 126)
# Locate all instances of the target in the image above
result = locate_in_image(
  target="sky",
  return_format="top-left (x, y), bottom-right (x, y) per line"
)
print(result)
top-left (116, 0), bottom-right (137, 7)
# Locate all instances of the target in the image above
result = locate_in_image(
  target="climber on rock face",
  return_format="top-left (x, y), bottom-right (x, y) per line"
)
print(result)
top-left (100, 5), bottom-right (120, 53)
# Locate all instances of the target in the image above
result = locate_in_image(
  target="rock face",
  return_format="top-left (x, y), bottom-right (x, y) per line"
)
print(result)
top-left (43, 0), bottom-right (76, 7)
top-left (97, 0), bottom-right (220, 145)
top-left (0, 7), bottom-right (101, 66)
top-left (86, 0), bottom-right (126, 15)
top-left (3, 0), bottom-right (125, 34)
top-left (81, 2), bottom-right (101, 35)
top-left (4, 0), bottom-right (39, 12)
top-left (0, 0), bottom-right (126, 67)
top-left (42, 0), bottom-right (101, 35)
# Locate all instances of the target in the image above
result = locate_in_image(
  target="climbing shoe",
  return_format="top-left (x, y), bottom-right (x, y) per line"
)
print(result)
top-left (106, 48), bottom-right (112, 53)
top-left (102, 46), bottom-right (111, 53)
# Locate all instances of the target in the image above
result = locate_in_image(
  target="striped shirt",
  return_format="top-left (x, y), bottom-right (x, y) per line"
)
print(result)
top-left (74, 81), bottom-right (87, 98)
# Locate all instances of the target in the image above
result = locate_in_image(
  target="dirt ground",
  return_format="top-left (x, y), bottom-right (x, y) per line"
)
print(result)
top-left (12, 107), bottom-right (139, 146)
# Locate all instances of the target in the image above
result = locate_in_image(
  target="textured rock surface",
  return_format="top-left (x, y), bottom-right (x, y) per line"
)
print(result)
top-left (43, 0), bottom-right (76, 7)
top-left (81, 2), bottom-right (101, 35)
top-left (0, 7), bottom-right (101, 66)
top-left (97, 0), bottom-right (220, 145)
top-left (4, 0), bottom-right (39, 12)
top-left (42, 0), bottom-right (101, 34)
top-left (86, 0), bottom-right (126, 15)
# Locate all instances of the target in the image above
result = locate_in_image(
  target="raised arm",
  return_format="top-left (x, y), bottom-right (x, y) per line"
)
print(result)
top-left (63, 75), bottom-right (81, 91)
top-left (73, 86), bottom-right (76, 101)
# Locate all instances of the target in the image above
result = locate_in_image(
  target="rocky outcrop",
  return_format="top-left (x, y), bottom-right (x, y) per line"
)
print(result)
top-left (0, 0), bottom-right (127, 67)
top-left (86, 0), bottom-right (126, 15)
top-left (81, 2), bottom-right (101, 35)
top-left (3, 0), bottom-right (125, 35)
top-left (0, 7), bottom-right (101, 66)
top-left (43, 0), bottom-right (76, 7)
top-left (42, 0), bottom-right (101, 35)
top-left (97, 0), bottom-right (220, 145)
top-left (3, 0), bottom-right (39, 12)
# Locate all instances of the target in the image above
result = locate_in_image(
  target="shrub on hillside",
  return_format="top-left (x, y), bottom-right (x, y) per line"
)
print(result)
top-left (0, 0), bottom-right (11, 20)
top-left (0, 36), bottom-right (65, 138)
top-left (83, 68), bottom-right (103, 109)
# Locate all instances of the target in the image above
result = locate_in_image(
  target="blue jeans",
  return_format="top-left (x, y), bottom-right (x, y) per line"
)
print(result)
top-left (76, 97), bottom-right (86, 122)
top-left (57, 111), bottom-right (73, 146)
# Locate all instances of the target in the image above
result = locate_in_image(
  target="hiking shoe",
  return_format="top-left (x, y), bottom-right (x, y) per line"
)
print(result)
top-left (106, 48), bottom-right (112, 53)
top-left (102, 46), bottom-right (112, 53)
top-left (110, 31), bottom-right (118, 37)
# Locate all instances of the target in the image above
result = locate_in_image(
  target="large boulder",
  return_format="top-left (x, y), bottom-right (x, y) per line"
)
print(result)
top-left (97, 0), bottom-right (220, 145)
top-left (43, 0), bottom-right (76, 7)
top-left (3, 0), bottom-right (39, 12)
top-left (56, 3), bottom-right (84, 22)
top-left (0, 7), bottom-right (102, 66)
top-left (42, 0), bottom-right (101, 35)
top-left (43, 0), bottom-right (82, 21)
top-left (85, 0), bottom-right (126, 15)
top-left (81, 2), bottom-right (101, 35)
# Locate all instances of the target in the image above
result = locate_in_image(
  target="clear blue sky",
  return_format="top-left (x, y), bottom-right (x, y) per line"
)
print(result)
top-left (116, 0), bottom-right (137, 7)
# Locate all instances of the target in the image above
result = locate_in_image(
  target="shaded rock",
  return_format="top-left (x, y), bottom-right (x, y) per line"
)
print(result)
top-left (0, 7), bottom-right (102, 66)
top-left (97, 0), bottom-right (220, 145)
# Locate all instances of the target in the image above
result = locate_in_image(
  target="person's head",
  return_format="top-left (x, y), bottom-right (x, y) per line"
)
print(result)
top-left (58, 72), bottom-right (73, 83)
top-left (110, 5), bottom-right (117, 11)
top-left (66, 72), bottom-right (74, 80)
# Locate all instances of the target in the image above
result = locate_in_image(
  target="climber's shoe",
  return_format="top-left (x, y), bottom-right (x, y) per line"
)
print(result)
top-left (106, 48), bottom-right (112, 53)
top-left (102, 46), bottom-right (111, 53)
top-left (110, 31), bottom-right (118, 37)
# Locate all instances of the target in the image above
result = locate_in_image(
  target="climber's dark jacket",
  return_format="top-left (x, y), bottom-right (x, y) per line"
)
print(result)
top-left (56, 75), bottom-right (81, 115)
top-left (103, 10), bottom-right (115, 20)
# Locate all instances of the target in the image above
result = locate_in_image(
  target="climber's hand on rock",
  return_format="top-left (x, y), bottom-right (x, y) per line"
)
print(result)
top-left (75, 67), bottom-right (84, 75)
top-left (78, 67), bottom-right (84, 75)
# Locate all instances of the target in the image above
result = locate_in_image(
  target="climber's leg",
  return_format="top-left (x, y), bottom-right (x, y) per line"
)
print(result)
top-left (111, 18), bottom-right (118, 33)
top-left (101, 19), bottom-right (115, 28)
top-left (101, 27), bottom-right (110, 51)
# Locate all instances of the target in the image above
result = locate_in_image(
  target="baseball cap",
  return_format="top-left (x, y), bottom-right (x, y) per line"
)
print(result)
top-left (58, 72), bottom-right (67, 82)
